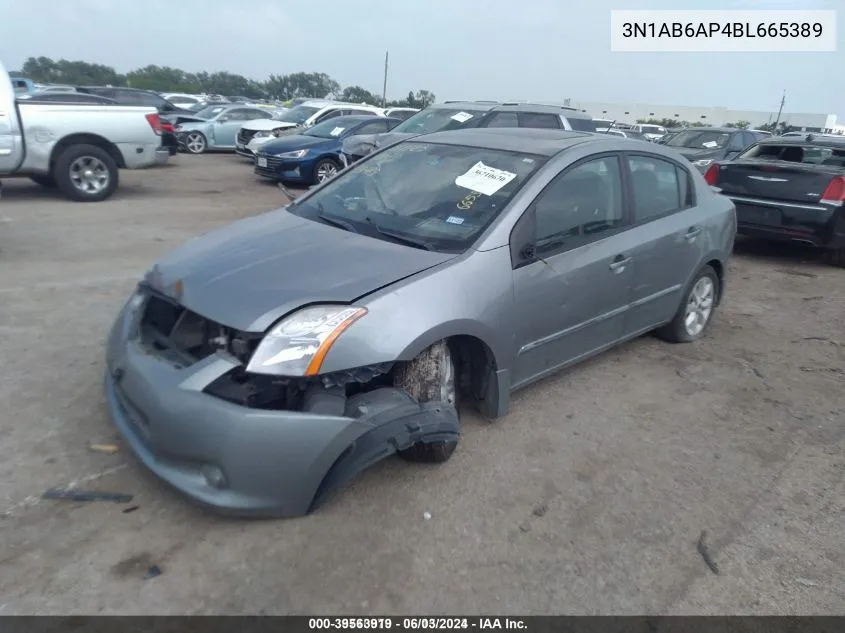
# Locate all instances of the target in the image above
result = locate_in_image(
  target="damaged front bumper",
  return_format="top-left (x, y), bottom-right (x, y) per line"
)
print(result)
top-left (104, 301), bottom-right (460, 518)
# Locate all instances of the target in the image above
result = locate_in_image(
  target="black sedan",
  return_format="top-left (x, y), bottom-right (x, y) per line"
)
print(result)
top-left (704, 134), bottom-right (845, 266)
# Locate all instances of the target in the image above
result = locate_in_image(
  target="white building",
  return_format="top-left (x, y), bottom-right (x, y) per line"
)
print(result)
top-left (562, 99), bottom-right (837, 132)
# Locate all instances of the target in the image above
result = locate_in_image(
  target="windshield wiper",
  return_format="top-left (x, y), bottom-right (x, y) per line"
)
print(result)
top-left (318, 209), bottom-right (359, 234)
top-left (371, 224), bottom-right (436, 251)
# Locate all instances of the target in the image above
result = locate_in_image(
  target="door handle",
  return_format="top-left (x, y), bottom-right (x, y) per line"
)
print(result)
top-left (609, 256), bottom-right (631, 272)
top-left (683, 227), bottom-right (701, 241)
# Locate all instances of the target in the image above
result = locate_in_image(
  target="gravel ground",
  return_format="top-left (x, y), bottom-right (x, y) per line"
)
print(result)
top-left (0, 154), bottom-right (842, 615)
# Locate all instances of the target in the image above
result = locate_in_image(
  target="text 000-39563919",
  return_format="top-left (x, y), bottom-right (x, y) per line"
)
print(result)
top-left (610, 9), bottom-right (837, 52)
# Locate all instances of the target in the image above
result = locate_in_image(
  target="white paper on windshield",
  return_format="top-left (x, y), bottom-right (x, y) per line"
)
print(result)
top-left (450, 111), bottom-right (474, 123)
top-left (455, 162), bottom-right (517, 196)
top-left (702, 141), bottom-right (718, 148)
top-left (330, 127), bottom-right (345, 137)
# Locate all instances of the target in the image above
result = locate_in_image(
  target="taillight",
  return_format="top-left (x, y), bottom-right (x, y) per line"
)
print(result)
top-left (160, 122), bottom-right (175, 133)
top-left (703, 162), bottom-right (720, 186)
top-left (820, 175), bottom-right (845, 205)
top-left (145, 113), bottom-right (162, 136)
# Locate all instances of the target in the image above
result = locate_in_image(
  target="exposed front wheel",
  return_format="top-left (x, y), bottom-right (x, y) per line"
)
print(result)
top-left (184, 132), bottom-right (208, 154)
top-left (393, 341), bottom-right (460, 463)
top-left (52, 144), bottom-right (119, 202)
top-left (313, 158), bottom-right (340, 184)
top-left (657, 265), bottom-right (719, 343)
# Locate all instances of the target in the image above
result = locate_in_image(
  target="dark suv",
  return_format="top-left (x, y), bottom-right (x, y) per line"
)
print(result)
top-left (476, 102), bottom-right (597, 132)
top-left (663, 127), bottom-right (768, 172)
top-left (76, 86), bottom-right (192, 117)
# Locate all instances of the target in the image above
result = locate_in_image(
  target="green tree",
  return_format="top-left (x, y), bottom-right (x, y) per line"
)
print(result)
top-left (406, 91), bottom-right (417, 107)
top-left (636, 117), bottom-right (682, 128)
top-left (266, 72), bottom-right (341, 100)
top-left (414, 89), bottom-right (436, 107)
top-left (341, 85), bottom-right (380, 104)
top-left (724, 120), bottom-right (750, 129)
top-left (22, 56), bottom-right (124, 86)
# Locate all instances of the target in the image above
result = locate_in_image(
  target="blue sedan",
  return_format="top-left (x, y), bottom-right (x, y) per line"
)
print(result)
top-left (254, 115), bottom-right (400, 185)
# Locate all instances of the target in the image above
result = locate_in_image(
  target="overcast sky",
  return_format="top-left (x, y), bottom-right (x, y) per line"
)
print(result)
top-left (0, 0), bottom-right (841, 115)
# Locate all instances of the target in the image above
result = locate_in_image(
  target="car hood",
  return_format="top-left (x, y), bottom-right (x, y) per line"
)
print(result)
top-left (242, 119), bottom-right (298, 132)
top-left (167, 114), bottom-right (208, 125)
top-left (259, 135), bottom-right (334, 155)
top-left (145, 209), bottom-right (457, 332)
top-left (175, 120), bottom-right (211, 132)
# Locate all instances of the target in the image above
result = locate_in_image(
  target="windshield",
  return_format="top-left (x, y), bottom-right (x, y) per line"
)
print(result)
top-left (194, 105), bottom-right (227, 118)
top-left (641, 125), bottom-right (665, 134)
top-left (666, 130), bottom-right (731, 149)
top-left (277, 105), bottom-right (321, 124)
top-left (391, 108), bottom-right (488, 135)
top-left (288, 141), bottom-right (545, 252)
top-left (305, 118), bottom-right (357, 139)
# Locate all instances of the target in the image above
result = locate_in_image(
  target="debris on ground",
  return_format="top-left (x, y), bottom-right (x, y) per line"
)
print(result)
top-left (697, 530), bottom-right (720, 575)
top-left (795, 578), bottom-right (819, 587)
top-left (88, 443), bottom-right (120, 454)
top-left (42, 489), bottom-right (134, 503)
top-left (144, 565), bottom-right (162, 580)
top-left (532, 503), bottom-right (548, 517)
top-left (122, 506), bottom-right (140, 514)
top-left (423, 512), bottom-right (432, 521)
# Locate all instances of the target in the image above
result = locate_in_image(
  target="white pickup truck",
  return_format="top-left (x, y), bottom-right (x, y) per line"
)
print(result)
top-left (0, 61), bottom-right (168, 202)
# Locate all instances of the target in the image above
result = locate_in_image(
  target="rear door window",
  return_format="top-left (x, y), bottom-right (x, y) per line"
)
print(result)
top-left (482, 112), bottom-right (519, 128)
top-left (519, 113), bottom-right (562, 129)
top-left (627, 155), bottom-right (692, 223)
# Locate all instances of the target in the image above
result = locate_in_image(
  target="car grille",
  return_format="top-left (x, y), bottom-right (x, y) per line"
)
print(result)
top-left (238, 128), bottom-right (259, 145)
top-left (139, 290), bottom-right (259, 367)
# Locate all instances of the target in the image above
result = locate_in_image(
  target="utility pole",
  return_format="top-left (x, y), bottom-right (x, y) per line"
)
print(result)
top-left (382, 51), bottom-right (389, 107)
top-left (773, 89), bottom-right (786, 131)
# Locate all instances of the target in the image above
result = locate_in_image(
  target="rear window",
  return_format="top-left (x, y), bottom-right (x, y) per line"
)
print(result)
top-left (567, 117), bottom-right (597, 132)
top-left (739, 143), bottom-right (845, 166)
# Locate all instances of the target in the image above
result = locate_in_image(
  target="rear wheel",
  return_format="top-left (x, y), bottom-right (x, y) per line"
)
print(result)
top-left (52, 144), bottom-right (119, 202)
top-left (657, 265), bottom-right (719, 343)
top-left (393, 341), bottom-right (460, 463)
top-left (30, 175), bottom-right (57, 188)
top-left (185, 132), bottom-right (207, 154)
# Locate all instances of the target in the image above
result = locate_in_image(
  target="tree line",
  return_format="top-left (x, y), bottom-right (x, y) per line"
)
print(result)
top-left (15, 56), bottom-right (437, 108)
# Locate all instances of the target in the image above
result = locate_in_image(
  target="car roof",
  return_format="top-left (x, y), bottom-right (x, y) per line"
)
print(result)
top-left (300, 100), bottom-right (381, 109)
top-left (490, 102), bottom-right (592, 119)
top-left (678, 127), bottom-right (737, 133)
top-left (410, 127), bottom-right (595, 156)
top-left (431, 101), bottom-right (499, 111)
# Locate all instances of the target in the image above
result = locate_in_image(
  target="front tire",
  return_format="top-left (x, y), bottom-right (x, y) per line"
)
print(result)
top-left (393, 341), bottom-right (460, 463)
top-left (313, 158), bottom-right (340, 185)
top-left (52, 144), bottom-right (119, 202)
top-left (657, 265), bottom-right (719, 343)
top-left (184, 132), bottom-right (208, 154)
